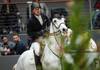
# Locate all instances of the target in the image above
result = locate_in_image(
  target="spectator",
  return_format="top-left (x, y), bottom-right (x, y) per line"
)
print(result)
top-left (40, 3), bottom-right (50, 18)
top-left (30, 31), bottom-right (44, 70)
top-left (27, 2), bottom-right (50, 42)
top-left (0, 35), bottom-right (15, 55)
top-left (92, 9), bottom-right (100, 29)
top-left (12, 33), bottom-right (27, 55)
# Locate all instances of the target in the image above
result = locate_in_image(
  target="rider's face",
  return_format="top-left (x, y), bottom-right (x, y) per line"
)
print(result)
top-left (32, 7), bottom-right (41, 16)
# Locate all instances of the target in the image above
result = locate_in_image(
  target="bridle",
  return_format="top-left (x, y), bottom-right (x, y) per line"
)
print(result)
top-left (48, 18), bottom-right (66, 58)
top-left (52, 21), bottom-right (65, 30)
top-left (49, 19), bottom-right (67, 36)
top-left (52, 19), bottom-right (66, 33)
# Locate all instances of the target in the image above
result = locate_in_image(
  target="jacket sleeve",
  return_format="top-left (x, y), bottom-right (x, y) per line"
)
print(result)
top-left (45, 15), bottom-right (51, 27)
top-left (27, 19), bottom-right (33, 37)
top-left (42, 14), bottom-right (51, 32)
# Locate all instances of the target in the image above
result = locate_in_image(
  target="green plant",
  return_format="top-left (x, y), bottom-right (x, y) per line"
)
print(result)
top-left (61, 0), bottom-right (99, 70)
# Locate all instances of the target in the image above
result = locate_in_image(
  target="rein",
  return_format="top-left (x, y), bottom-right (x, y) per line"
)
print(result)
top-left (48, 46), bottom-right (60, 58)
top-left (48, 21), bottom-right (64, 58)
top-left (49, 30), bottom-right (61, 36)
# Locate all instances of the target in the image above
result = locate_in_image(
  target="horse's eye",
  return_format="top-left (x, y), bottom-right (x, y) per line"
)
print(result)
top-left (53, 20), bottom-right (56, 23)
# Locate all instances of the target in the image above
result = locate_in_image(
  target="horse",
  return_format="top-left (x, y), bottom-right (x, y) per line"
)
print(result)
top-left (41, 17), bottom-right (98, 70)
top-left (14, 17), bottom-right (98, 70)
top-left (41, 17), bottom-right (76, 70)
top-left (13, 17), bottom-right (69, 70)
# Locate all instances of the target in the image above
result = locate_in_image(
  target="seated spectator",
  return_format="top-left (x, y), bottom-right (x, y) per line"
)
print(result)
top-left (0, 35), bottom-right (15, 55)
top-left (12, 33), bottom-right (27, 55)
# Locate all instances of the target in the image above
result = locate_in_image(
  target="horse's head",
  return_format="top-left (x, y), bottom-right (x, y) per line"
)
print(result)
top-left (50, 17), bottom-right (68, 35)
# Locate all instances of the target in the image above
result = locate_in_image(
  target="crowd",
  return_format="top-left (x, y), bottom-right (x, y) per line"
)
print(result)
top-left (0, 33), bottom-right (27, 55)
top-left (0, 2), bottom-right (51, 56)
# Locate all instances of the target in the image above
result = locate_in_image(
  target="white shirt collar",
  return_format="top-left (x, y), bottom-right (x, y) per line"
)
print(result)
top-left (35, 15), bottom-right (43, 25)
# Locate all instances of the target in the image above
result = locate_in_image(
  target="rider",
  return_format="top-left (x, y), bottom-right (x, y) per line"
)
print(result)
top-left (27, 2), bottom-right (50, 45)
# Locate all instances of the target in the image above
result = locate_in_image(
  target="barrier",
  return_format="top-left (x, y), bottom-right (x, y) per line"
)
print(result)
top-left (0, 55), bottom-right (19, 70)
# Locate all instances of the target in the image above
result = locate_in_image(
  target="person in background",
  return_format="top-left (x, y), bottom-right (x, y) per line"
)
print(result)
top-left (27, 2), bottom-right (50, 45)
top-left (0, 35), bottom-right (15, 55)
top-left (92, 9), bottom-right (100, 29)
top-left (40, 2), bottom-right (50, 18)
top-left (12, 33), bottom-right (27, 55)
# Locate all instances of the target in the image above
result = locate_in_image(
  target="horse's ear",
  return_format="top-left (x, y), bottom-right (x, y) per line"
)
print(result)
top-left (61, 18), bottom-right (65, 21)
top-left (50, 9), bottom-right (55, 20)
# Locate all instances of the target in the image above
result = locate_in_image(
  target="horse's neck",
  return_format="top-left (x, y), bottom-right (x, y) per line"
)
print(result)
top-left (46, 35), bottom-right (62, 54)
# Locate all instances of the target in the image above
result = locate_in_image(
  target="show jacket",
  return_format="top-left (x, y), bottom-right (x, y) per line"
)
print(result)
top-left (27, 14), bottom-right (50, 37)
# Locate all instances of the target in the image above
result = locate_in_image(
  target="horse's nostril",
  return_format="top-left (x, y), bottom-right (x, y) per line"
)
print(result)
top-left (63, 29), bottom-right (66, 32)
top-left (63, 28), bottom-right (68, 32)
